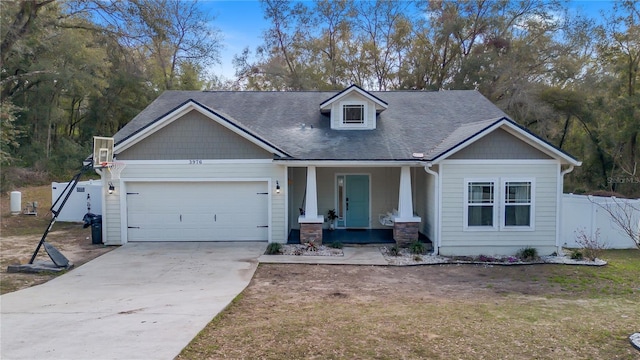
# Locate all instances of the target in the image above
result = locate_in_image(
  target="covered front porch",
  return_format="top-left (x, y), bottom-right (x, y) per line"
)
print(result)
top-left (284, 163), bottom-right (438, 247)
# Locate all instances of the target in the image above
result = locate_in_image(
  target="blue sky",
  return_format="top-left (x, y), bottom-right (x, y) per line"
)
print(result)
top-left (201, 0), bottom-right (616, 80)
top-left (200, 1), bottom-right (267, 79)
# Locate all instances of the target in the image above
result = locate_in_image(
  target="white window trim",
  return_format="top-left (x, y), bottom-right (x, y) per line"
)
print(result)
top-left (463, 178), bottom-right (498, 231)
top-left (339, 101), bottom-right (368, 129)
top-left (463, 177), bottom-right (536, 232)
top-left (500, 178), bottom-right (535, 231)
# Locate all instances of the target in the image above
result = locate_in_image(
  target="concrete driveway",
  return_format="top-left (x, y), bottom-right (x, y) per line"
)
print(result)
top-left (1, 242), bottom-right (266, 360)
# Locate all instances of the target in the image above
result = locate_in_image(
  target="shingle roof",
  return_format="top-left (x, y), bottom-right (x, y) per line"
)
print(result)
top-left (113, 90), bottom-right (513, 161)
top-left (426, 118), bottom-right (503, 160)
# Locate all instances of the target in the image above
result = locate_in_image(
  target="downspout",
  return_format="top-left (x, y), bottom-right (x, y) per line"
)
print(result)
top-left (424, 164), bottom-right (439, 255)
top-left (557, 165), bottom-right (575, 255)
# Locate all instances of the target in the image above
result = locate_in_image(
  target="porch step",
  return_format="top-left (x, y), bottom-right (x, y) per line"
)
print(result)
top-left (287, 229), bottom-right (430, 245)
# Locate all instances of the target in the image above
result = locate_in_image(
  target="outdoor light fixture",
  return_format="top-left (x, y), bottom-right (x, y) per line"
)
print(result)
top-left (108, 182), bottom-right (115, 194)
top-left (276, 180), bottom-right (281, 194)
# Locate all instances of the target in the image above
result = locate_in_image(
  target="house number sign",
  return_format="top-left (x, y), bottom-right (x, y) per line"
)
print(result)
top-left (188, 159), bottom-right (203, 164)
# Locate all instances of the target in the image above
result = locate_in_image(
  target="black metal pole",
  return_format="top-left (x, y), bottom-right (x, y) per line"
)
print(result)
top-left (29, 163), bottom-right (93, 264)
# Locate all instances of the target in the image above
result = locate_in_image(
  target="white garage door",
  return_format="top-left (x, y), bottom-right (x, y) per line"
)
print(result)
top-left (126, 182), bottom-right (268, 242)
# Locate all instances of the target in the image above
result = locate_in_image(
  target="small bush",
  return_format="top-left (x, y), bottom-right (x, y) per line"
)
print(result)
top-left (329, 241), bottom-right (343, 249)
top-left (574, 228), bottom-right (607, 261)
top-left (408, 241), bottom-right (426, 255)
top-left (571, 250), bottom-right (584, 260)
top-left (265, 243), bottom-right (282, 255)
top-left (388, 245), bottom-right (400, 256)
top-left (306, 241), bottom-right (318, 251)
top-left (517, 247), bottom-right (538, 261)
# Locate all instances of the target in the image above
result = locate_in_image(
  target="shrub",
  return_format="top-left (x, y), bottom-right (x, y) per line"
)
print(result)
top-left (517, 247), bottom-right (538, 261)
top-left (306, 241), bottom-right (318, 251)
top-left (388, 245), bottom-right (400, 256)
top-left (571, 250), bottom-right (584, 260)
top-left (574, 227), bottom-right (607, 261)
top-left (265, 243), bottom-right (282, 255)
top-left (329, 241), bottom-right (343, 249)
top-left (408, 240), bottom-right (426, 255)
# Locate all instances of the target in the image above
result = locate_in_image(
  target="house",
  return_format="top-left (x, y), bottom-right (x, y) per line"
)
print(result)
top-left (97, 85), bottom-right (581, 256)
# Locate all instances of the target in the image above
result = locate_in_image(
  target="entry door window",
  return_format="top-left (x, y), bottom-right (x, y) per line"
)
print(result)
top-left (337, 176), bottom-right (345, 227)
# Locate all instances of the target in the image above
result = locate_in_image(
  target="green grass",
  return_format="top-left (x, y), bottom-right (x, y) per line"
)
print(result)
top-left (546, 250), bottom-right (640, 297)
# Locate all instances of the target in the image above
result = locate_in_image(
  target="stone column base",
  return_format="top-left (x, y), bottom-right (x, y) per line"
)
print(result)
top-left (393, 221), bottom-right (419, 246)
top-left (300, 222), bottom-right (323, 245)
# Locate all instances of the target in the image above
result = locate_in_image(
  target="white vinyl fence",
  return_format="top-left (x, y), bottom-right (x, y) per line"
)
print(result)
top-left (51, 180), bottom-right (102, 222)
top-left (561, 194), bottom-right (640, 249)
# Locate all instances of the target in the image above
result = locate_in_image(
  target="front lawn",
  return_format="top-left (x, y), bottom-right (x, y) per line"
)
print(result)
top-left (179, 250), bottom-right (640, 359)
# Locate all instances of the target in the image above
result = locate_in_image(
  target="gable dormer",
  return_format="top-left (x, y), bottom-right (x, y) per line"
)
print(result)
top-left (320, 85), bottom-right (388, 130)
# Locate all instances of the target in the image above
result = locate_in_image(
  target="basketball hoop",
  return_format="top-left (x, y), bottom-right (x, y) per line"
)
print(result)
top-left (103, 161), bottom-right (126, 180)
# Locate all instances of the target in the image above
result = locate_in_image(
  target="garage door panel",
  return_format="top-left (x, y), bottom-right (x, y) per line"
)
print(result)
top-left (126, 182), bottom-right (268, 242)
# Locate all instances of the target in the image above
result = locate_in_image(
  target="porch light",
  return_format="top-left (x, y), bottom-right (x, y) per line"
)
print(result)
top-left (276, 181), bottom-right (281, 194)
top-left (108, 182), bottom-right (115, 194)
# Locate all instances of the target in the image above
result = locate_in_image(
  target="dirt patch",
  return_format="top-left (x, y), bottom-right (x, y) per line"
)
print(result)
top-left (252, 263), bottom-right (561, 301)
top-left (1, 185), bottom-right (113, 294)
top-left (0, 225), bottom-right (114, 294)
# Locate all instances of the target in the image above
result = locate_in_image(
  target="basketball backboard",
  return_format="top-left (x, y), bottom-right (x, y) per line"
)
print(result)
top-left (92, 136), bottom-right (114, 168)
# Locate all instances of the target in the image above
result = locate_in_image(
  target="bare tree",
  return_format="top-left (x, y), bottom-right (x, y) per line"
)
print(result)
top-left (590, 196), bottom-right (640, 250)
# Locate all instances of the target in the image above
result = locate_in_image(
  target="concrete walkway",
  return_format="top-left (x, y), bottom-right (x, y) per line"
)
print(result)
top-left (0, 242), bottom-right (266, 360)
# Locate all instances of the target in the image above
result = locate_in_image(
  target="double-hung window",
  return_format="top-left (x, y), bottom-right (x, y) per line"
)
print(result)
top-left (466, 181), bottom-right (496, 228)
top-left (503, 180), bottom-right (533, 229)
top-left (464, 178), bottom-right (534, 231)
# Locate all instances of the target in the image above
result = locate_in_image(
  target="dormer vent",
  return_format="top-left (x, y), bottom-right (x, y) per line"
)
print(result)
top-left (319, 85), bottom-right (388, 131)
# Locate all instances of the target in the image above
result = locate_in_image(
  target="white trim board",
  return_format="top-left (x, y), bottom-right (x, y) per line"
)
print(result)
top-left (439, 159), bottom-right (560, 165)
top-left (116, 159), bottom-right (274, 165)
top-left (273, 160), bottom-right (426, 167)
top-left (320, 85), bottom-right (388, 111)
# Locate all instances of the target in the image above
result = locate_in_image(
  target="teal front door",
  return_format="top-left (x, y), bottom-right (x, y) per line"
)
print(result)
top-left (345, 175), bottom-right (369, 228)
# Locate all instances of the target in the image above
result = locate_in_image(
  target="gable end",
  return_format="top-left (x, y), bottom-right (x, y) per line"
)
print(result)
top-left (116, 109), bottom-right (273, 160)
top-left (449, 127), bottom-right (552, 160)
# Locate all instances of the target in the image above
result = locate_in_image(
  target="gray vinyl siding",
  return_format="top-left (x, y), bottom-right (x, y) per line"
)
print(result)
top-left (449, 128), bottom-right (552, 160)
top-left (439, 162), bottom-right (558, 256)
top-left (103, 162), bottom-right (286, 245)
top-left (103, 179), bottom-right (124, 245)
top-left (413, 168), bottom-right (428, 236)
top-left (288, 167), bottom-right (306, 231)
top-left (117, 110), bottom-right (272, 160)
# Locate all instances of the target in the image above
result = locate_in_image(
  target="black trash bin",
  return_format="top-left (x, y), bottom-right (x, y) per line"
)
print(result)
top-left (91, 215), bottom-right (102, 244)
top-left (83, 213), bottom-right (102, 244)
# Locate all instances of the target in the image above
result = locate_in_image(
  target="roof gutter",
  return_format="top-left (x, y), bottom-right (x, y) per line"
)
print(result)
top-left (272, 159), bottom-right (428, 167)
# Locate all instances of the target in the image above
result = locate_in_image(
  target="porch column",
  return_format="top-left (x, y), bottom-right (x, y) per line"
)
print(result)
top-left (298, 166), bottom-right (324, 244)
top-left (398, 166), bottom-right (414, 219)
top-left (394, 166), bottom-right (421, 245)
